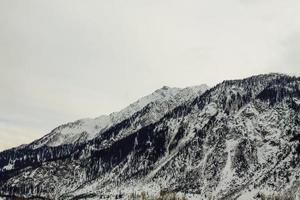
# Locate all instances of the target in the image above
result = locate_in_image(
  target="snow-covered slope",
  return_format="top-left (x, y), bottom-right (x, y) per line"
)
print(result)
top-left (0, 74), bottom-right (299, 200)
top-left (30, 85), bottom-right (208, 148)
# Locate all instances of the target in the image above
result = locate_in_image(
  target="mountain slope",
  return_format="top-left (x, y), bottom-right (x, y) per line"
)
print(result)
top-left (0, 74), bottom-right (299, 200)
top-left (30, 85), bottom-right (208, 148)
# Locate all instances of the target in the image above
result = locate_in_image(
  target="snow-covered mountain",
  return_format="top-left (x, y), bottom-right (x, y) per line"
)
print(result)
top-left (30, 85), bottom-right (208, 148)
top-left (0, 74), bottom-right (299, 200)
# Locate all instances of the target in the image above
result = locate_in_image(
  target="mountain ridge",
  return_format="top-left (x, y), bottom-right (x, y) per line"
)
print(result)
top-left (0, 73), bottom-right (299, 200)
top-left (28, 84), bottom-right (208, 149)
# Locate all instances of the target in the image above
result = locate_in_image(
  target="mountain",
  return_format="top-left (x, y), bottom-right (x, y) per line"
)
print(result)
top-left (30, 85), bottom-right (208, 148)
top-left (0, 73), bottom-right (299, 200)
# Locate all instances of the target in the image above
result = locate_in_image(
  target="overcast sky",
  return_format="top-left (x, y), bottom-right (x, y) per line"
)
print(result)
top-left (1, 0), bottom-right (300, 151)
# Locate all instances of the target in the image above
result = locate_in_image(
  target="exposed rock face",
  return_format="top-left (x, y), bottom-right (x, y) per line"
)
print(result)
top-left (0, 74), bottom-right (299, 200)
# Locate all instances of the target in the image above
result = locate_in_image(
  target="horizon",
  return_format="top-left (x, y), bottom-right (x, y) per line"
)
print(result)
top-left (0, 72), bottom-right (298, 151)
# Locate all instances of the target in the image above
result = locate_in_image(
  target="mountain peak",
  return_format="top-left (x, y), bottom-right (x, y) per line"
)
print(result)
top-left (161, 85), bottom-right (170, 90)
top-left (0, 74), bottom-right (299, 200)
top-left (29, 84), bottom-right (208, 148)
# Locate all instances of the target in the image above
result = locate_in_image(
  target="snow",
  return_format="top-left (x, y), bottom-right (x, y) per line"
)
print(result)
top-left (203, 102), bottom-right (218, 116)
top-left (216, 139), bottom-right (239, 193)
top-left (237, 189), bottom-right (258, 200)
top-left (293, 97), bottom-right (300, 105)
top-left (146, 152), bottom-right (178, 180)
top-left (3, 163), bottom-right (13, 171)
top-left (33, 84), bottom-right (208, 148)
top-left (2, 74), bottom-right (300, 200)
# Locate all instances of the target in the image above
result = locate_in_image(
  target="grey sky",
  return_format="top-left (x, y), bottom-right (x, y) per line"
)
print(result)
top-left (0, 0), bottom-right (299, 151)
